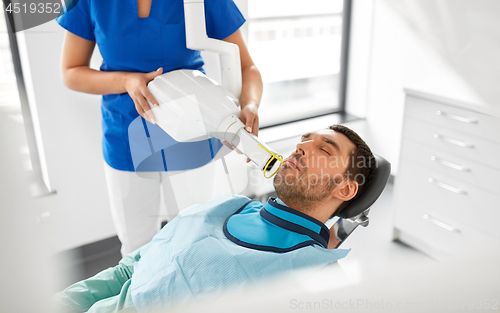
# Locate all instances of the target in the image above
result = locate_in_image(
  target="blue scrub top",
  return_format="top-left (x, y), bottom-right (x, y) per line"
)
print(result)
top-left (57, 0), bottom-right (245, 171)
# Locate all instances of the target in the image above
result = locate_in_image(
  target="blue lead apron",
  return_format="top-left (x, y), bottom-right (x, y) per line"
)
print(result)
top-left (224, 198), bottom-right (331, 252)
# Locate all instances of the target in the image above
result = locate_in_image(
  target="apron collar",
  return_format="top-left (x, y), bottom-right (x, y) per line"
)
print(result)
top-left (261, 198), bottom-right (330, 248)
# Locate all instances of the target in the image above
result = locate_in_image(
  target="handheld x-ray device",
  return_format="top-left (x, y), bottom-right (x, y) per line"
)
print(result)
top-left (147, 0), bottom-right (283, 178)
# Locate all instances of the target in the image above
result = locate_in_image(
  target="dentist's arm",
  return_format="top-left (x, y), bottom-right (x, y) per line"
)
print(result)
top-left (223, 29), bottom-right (263, 136)
top-left (60, 31), bottom-right (161, 123)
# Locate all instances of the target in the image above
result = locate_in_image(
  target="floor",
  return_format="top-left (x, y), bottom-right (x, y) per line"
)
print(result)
top-left (57, 181), bottom-right (436, 290)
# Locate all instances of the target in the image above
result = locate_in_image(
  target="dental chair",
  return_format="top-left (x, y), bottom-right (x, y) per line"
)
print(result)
top-left (334, 154), bottom-right (391, 247)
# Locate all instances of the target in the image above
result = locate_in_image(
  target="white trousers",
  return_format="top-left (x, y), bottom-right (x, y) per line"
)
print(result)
top-left (103, 149), bottom-right (248, 256)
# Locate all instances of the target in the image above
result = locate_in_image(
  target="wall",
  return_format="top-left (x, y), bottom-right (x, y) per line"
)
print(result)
top-left (346, 0), bottom-right (500, 174)
top-left (0, 85), bottom-right (61, 313)
top-left (16, 20), bottom-right (116, 252)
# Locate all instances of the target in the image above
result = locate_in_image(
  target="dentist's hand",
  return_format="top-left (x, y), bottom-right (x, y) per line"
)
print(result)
top-left (239, 103), bottom-right (259, 137)
top-left (124, 67), bottom-right (163, 124)
top-left (238, 103), bottom-right (259, 163)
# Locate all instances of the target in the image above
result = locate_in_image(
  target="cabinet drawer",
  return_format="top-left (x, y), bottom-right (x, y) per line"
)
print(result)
top-left (394, 200), bottom-right (500, 257)
top-left (396, 159), bottom-right (500, 237)
top-left (402, 118), bottom-right (500, 169)
top-left (405, 96), bottom-right (500, 144)
top-left (400, 139), bottom-right (500, 195)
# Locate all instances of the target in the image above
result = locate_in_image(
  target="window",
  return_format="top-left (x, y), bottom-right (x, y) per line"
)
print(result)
top-left (244, 0), bottom-right (351, 127)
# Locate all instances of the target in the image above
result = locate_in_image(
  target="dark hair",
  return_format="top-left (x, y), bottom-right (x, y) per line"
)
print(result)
top-left (329, 124), bottom-right (376, 217)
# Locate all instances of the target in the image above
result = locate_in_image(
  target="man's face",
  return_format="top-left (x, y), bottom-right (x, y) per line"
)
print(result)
top-left (273, 129), bottom-right (356, 207)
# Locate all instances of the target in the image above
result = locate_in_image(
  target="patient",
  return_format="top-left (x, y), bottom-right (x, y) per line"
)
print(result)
top-left (53, 124), bottom-right (375, 313)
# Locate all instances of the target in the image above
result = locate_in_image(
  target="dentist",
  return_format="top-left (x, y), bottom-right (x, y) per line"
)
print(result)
top-left (56, 0), bottom-right (263, 256)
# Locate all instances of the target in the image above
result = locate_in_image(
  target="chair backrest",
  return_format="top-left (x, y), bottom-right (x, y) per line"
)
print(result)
top-left (337, 154), bottom-right (391, 219)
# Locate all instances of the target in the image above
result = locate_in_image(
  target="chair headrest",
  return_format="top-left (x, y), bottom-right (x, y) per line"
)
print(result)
top-left (337, 154), bottom-right (391, 218)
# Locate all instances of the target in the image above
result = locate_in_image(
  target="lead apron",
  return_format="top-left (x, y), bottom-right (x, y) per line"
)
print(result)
top-left (224, 198), bottom-right (331, 252)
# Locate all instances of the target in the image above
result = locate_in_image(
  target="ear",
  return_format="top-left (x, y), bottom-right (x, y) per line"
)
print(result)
top-left (333, 179), bottom-right (358, 202)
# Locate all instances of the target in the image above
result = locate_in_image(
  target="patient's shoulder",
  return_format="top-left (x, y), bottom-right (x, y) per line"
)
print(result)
top-left (179, 194), bottom-right (251, 217)
top-left (207, 194), bottom-right (254, 214)
top-left (213, 193), bottom-right (250, 203)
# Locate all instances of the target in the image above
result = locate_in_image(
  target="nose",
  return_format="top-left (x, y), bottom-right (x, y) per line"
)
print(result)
top-left (295, 140), bottom-right (311, 156)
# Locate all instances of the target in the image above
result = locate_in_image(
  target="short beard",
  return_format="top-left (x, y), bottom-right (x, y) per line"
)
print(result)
top-left (273, 166), bottom-right (343, 212)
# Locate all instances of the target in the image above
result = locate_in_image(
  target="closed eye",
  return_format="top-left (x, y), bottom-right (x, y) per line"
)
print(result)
top-left (321, 148), bottom-right (331, 155)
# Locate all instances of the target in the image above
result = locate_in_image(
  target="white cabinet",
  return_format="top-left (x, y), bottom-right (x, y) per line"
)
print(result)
top-left (393, 92), bottom-right (500, 260)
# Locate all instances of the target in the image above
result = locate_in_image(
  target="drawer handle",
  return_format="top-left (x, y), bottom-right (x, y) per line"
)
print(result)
top-left (423, 214), bottom-right (461, 233)
top-left (433, 133), bottom-right (475, 149)
top-left (430, 156), bottom-right (470, 172)
top-left (436, 110), bottom-right (478, 124)
top-left (428, 177), bottom-right (467, 195)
